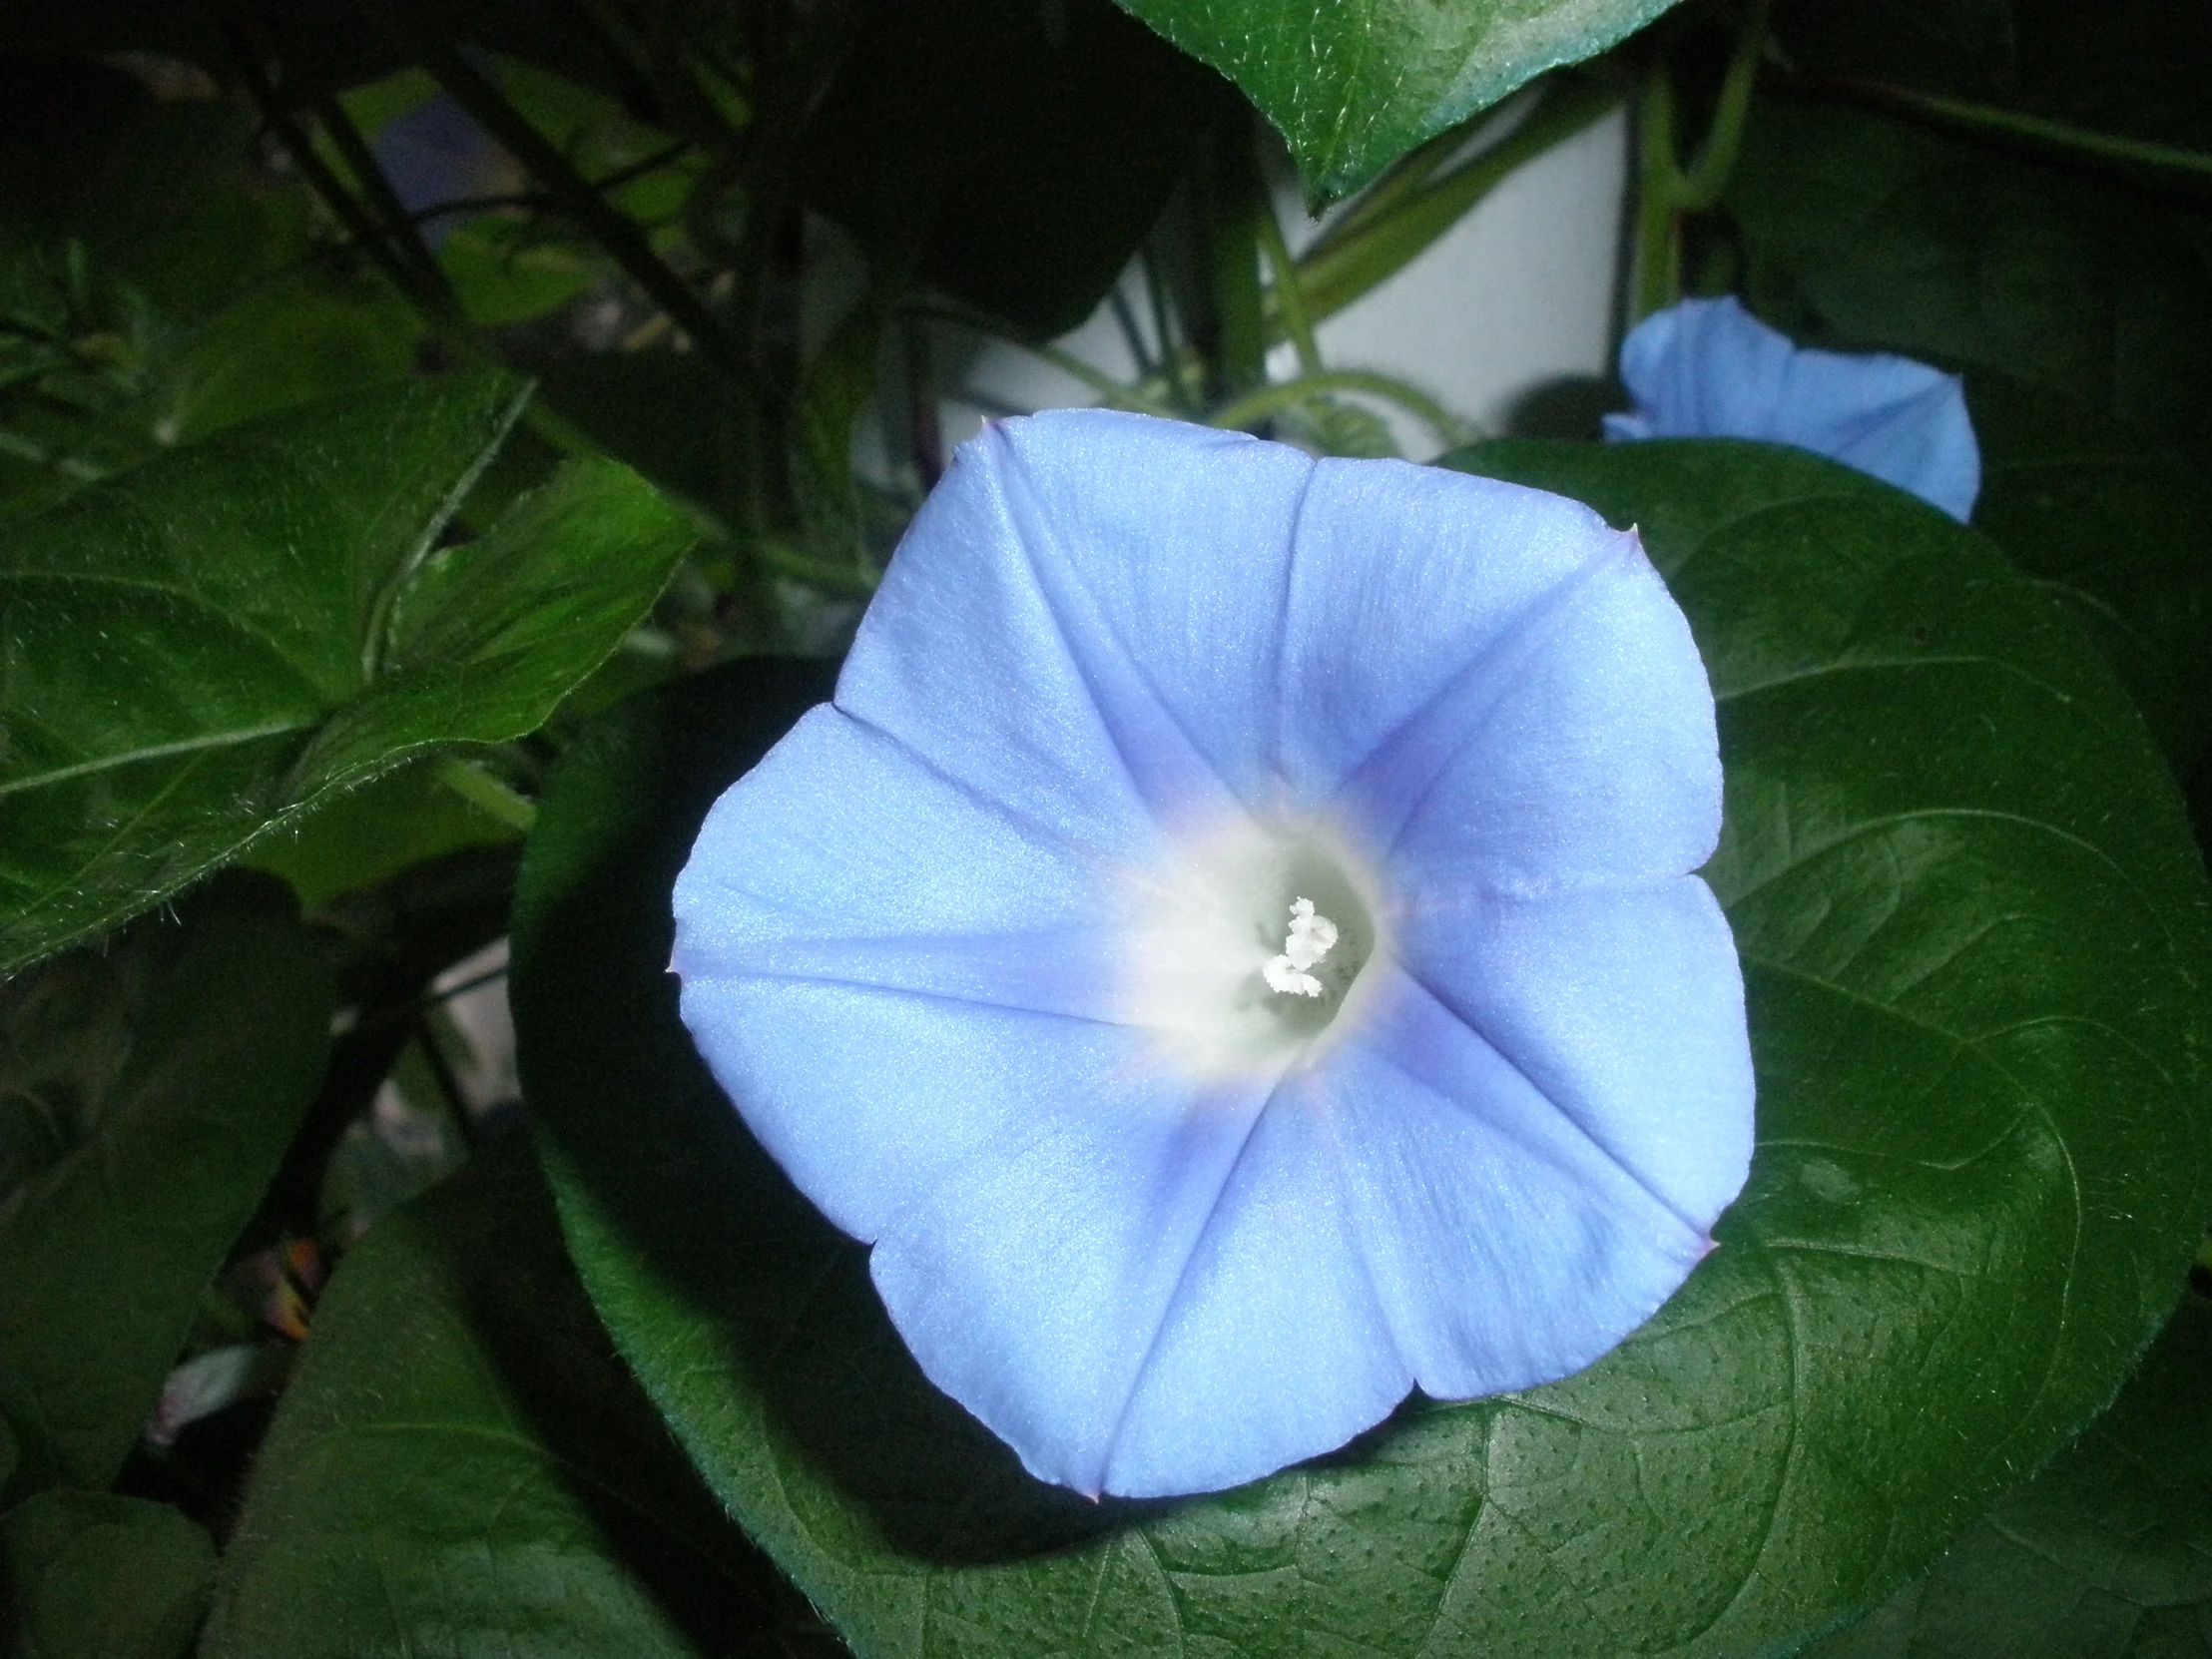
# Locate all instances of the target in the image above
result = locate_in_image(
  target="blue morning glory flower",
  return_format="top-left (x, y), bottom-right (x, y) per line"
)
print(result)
top-left (1605, 295), bottom-right (1980, 522)
top-left (671, 410), bottom-right (1754, 1499)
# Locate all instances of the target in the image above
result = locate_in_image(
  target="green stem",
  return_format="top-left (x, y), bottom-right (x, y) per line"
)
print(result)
top-left (362, 0), bottom-right (753, 381)
top-left (1801, 78), bottom-right (2212, 187)
top-left (1209, 370), bottom-right (1468, 449)
top-left (1203, 122), bottom-right (1270, 400)
top-left (1631, 68), bottom-right (1682, 320)
top-left (1675, 0), bottom-right (1770, 211)
top-left (0, 426), bottom-right (105, 481)
top-left (433, 756), bottom-right (538, 832)
top-left (760, 540), bottom-right (879, 596)
top-left (1632, 0), bottom-right (1771, 318)
top-left (918, 302), bottom-right (1180, 416)
top-left (402, 141), bottom-right (694, 226)
top-left (309, 91), bottom-right (452, 301)
top-left (1140, 242), bottom-right (1198, 412)
top-left (1295, 75), bottom-right (1620, 326)
top-left (1256, 193), bottom-right (1321, 375)
top-left (1317, 98), bottom-right (1499, 252)
top-left (228, 20), bottom-right (614, 473)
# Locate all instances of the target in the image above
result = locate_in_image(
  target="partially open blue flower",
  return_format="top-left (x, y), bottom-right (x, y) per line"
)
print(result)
top-left (672, 410), bottom-right (1754, 1498)
top-left (1605, 295), bottom-right (1980, 522)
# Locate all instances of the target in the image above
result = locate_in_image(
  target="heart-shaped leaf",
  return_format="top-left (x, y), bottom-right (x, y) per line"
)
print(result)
top-left (509, 442), bottom-right (2209, 1658)
top-left (1110, 0), bottom-right (1679, 200)
top-left (0, 371), bottom-right (693, 973)
top-left (0, 872), bottom-right (332, 1501)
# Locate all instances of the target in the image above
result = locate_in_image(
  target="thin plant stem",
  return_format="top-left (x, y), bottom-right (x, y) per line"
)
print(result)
top-left (1317, 99), bottom-right (1501, 251)
top-left (1676, 0), bottom-right (1771, 211)
top-left (1294, 75), bottom-right (1620, 325)
top-left (433, 755), bottom-right (538, 831)
top-left (1794, 77), bottom-right (2212, 190)
top-left (408, 1016), bottom-right (481, 1148)
top-left (1256, 194), bottom-right (1321, 375)
top-left (1139, 243), bottom-right (1197, 411)
top-left (1209, 370), bottom-right (1469, 450)
top-left (901, 309), bottom-right (944, 490)
top-left (1631, 69), bottom-right (1682, 320)
top-left (916, 302), bottom-right (1180, 417)
top-left (403, 140), bottom-right (694, 226)
top-left (1108, 286), bottom-right (1155, 377)
top-left (309, 91), bottom-right (452, 301)
top-left (228, 21), bottom-right (615, 469)
top-left (362, 0), bottom-right (753, 380)
top-left (1632, 0), bottom-right (1771, 317)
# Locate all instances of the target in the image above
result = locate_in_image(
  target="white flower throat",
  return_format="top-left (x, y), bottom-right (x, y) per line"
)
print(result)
top-left (1121, 817), bottom-right (1382, 1078)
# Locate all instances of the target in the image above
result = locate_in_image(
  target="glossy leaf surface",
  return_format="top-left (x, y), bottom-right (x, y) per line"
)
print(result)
top-left (1727, 100), bottom-right (2212, 445)
top-left (0, 372), bottom-right (692, 972)
top-left (1725, 97), bottom-right (2212, 784)
top-left (1805, 1292), bottom-right (2212, 1658)
top-left (510, 439), bottom-right (2209, 1657)
top-left (1110, 0), bottom-right (1679, 200)
top-left (0, 874), bottom-right (333, 1500)
top-left (202, 1134), bottom-right (836, 1659)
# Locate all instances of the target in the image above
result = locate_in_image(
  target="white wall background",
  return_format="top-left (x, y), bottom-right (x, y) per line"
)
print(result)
top-left (928, 101), bottom-right (1629, 460)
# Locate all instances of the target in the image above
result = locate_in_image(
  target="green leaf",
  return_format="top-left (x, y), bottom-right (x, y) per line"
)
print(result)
top-left (802, 0), bottom-right (1230, 338)
top-left (1111, 0), bottom-right (1677, 202)
top-left (244, 755), bottom-right (522, 915)
top-left (163, 269), bottom-right (423, 446)
top-left (1963, 376), bottom-right (2212, 782)
top-left (0, 1490), bottom-right (215, 1659)
top-left (0, 872), bottom-right (333, 1500)
top-left (201, 1133), bottom-right (839, 1659)
top-left (0, 371), bottom-right (695, 973)
top-left (1804, 1292), bottom-right (2212, 1658)
top-left (1772, 0), bottom-right (2212, 161)
top-left (1723, 99), bottom-right (2212, 780)
top-left (1725, 99), bottom-right (2212, 446)
top-left (509, 438), bottom-right (2210, 1659)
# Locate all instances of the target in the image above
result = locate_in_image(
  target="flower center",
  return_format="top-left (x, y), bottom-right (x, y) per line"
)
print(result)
top-left (1120, 816), bottom-right (1382, 1077)
top-left (1263, 898), bottom-right (1338, 997)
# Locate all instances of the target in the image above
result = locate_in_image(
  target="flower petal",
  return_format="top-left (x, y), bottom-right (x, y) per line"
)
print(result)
top-left (1351, 532), bottom-right (1722, 895)
top-left (839, 409), bottom-right (1314, 828)
top-left (870, 1064), bottom-right (1282, 1496)
top-left (674, 707), bottom-right (1137, 1237)
top-left (673, 706), bottom-right (1124, 960)
top-left (1098, 1075), bottom-right (1412, 1497)
top-left (1272, 457), bottom-right (1633, 808)
top-left (1606, 295), bottom-right (1980, 522)
top-left (1320, 966), bottom-right (1718, 1399)
top-left (1393, 878), bottom-right (1755, 1232)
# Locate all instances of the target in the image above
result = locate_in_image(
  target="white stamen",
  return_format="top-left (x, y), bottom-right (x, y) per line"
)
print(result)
top-left (1263, 897), bottom-right (1339, 997)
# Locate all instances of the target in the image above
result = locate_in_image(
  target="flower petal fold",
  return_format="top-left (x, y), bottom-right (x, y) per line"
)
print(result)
top-left (870, 1066), bottom-right (1282, 1496)
top-left (1274, 457), bottom-right (1629, 801)
top-left (840, 409), bottom-right (1314, 826)
top-left (675, 708), bottom-right (1131, 1238)
top-left (1357, 532), bottom-right (1722, 896)
top-left (1097, 1075), bottom-right (1413, 1497)
top-left (1604, 294), bottom-right (1979, 521)
top-left (1321, 969), bottom-right (1717, 1398)
top-left (1392, 878), bottom-right (1754, 1231)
